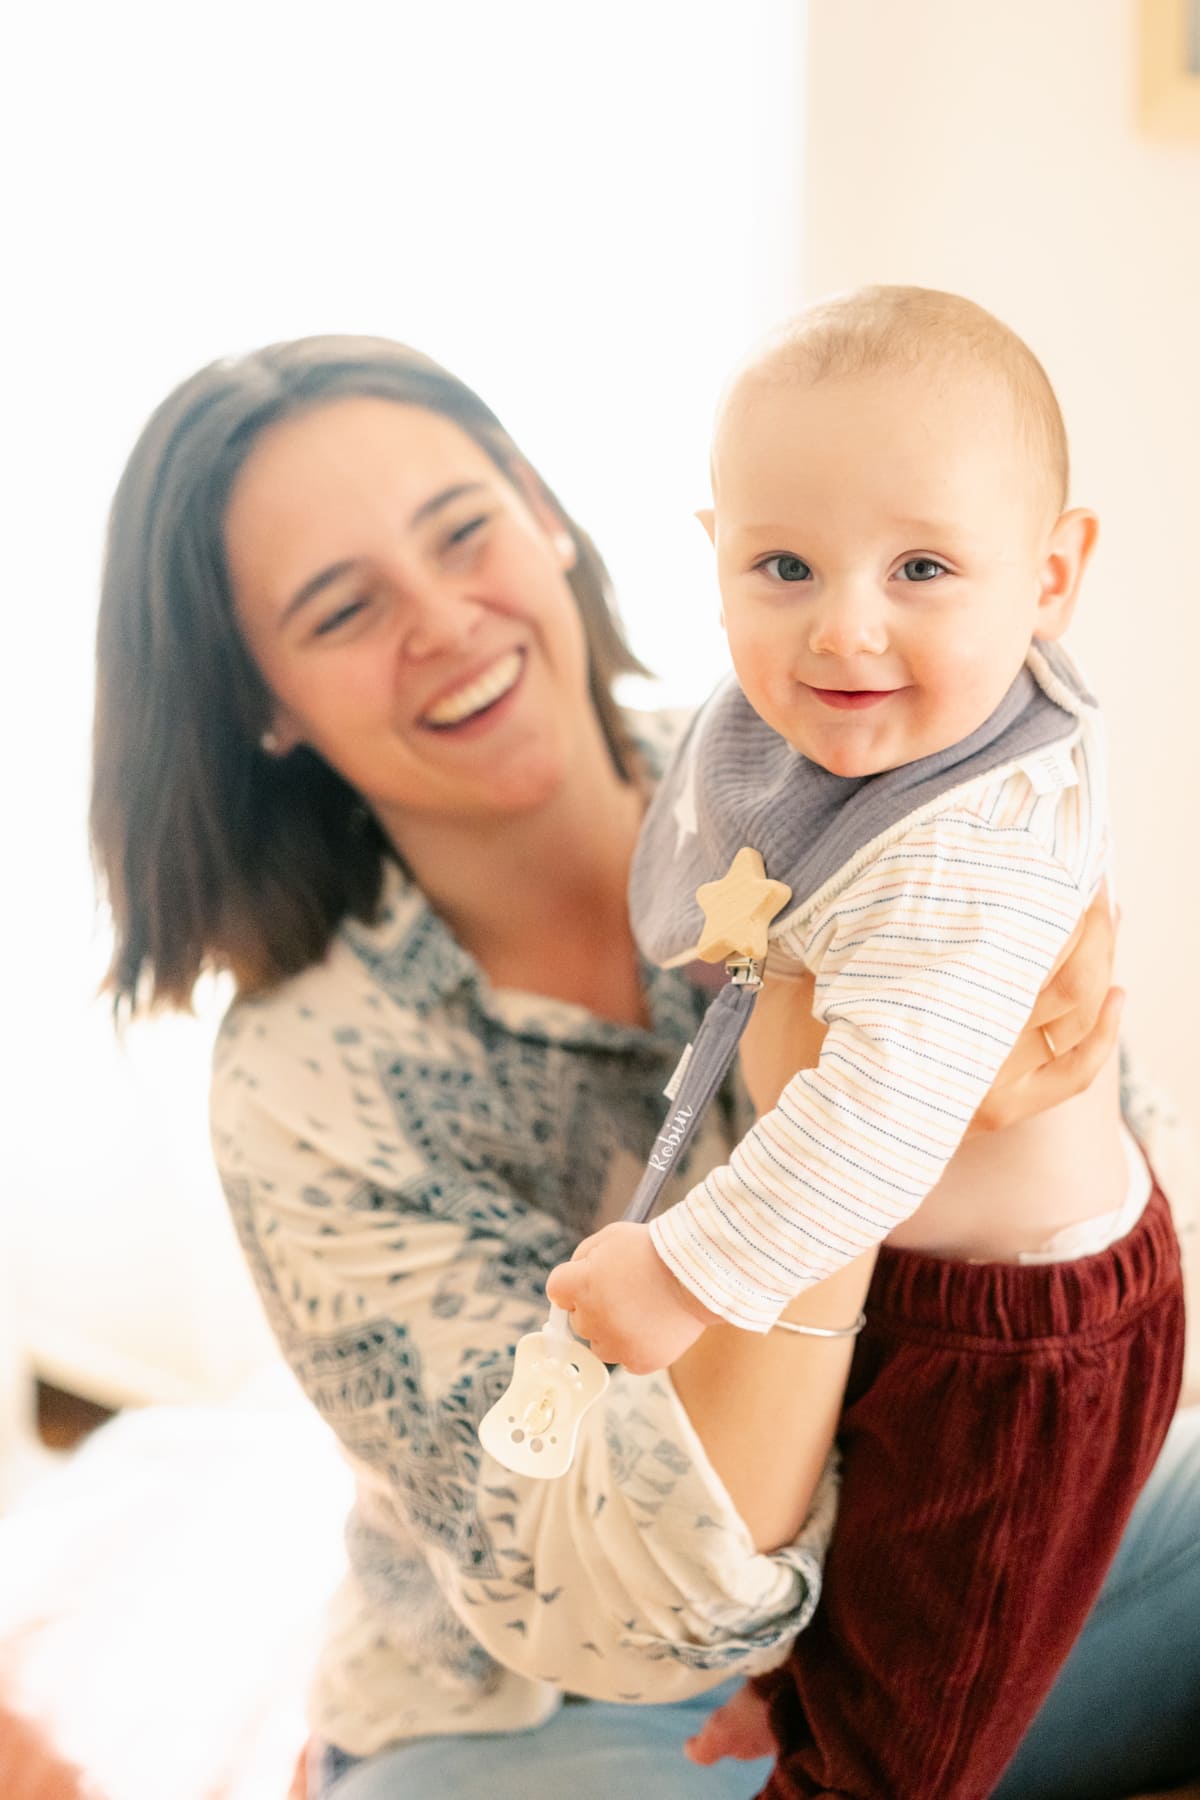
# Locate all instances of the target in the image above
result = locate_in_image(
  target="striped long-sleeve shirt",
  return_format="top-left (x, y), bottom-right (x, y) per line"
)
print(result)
top-left (648, 690), bottom-right (1109, 1332)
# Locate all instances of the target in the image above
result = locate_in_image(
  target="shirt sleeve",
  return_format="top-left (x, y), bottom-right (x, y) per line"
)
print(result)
top-left (650, 806), bottom-right (1090, 1330)
top-left (210, 998), bottom-right (832, 1707)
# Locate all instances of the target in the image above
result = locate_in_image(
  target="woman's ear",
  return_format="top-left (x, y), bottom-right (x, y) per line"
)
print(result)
top-left (551, 530), bottom-right (577, 570)
top-left (1034, 508), bottom-right (1099, 641)
top-left (261, 709), bottom-right (304, 757)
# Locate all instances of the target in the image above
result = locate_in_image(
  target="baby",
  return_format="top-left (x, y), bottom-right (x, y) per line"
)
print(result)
top-left (548, 288), bottom-right (1185, 1797)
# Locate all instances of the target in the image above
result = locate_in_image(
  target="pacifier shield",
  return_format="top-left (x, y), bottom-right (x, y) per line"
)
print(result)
top-left (479, 1308), bottom-right (609, 1479)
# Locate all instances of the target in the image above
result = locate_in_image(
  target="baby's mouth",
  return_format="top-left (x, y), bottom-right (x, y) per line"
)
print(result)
top-left (807, 686), bottom-right (900, 712)
top-left (421, 649), bottom-right (525, 729)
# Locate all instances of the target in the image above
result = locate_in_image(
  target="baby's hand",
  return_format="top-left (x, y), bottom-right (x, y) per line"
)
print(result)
top-left (545, 1221), bottom-right (718, 1374)
top-left (685, 1679), bottom-right (776, 1765)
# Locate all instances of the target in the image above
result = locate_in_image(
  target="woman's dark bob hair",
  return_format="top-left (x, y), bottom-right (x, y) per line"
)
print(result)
top-left (91, 335), bottom-right (648, 1016)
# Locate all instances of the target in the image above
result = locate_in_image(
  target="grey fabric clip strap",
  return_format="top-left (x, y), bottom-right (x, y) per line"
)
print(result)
top-left (623, 980), bottom-right (759, 1226)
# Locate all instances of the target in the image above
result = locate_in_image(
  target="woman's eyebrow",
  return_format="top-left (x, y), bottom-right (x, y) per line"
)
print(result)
top-left (409, 480), bottom-right (487, 528)
top-left (281, 558), bottom-right (362, 624)
top-left (280, 483), bottom-right (490, 623)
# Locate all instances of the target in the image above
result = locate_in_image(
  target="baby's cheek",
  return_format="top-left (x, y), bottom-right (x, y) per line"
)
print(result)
top-left (728, 633), bottom-right (774, 691)
top-left (922, 643), bottom-right (1002, 714)
top-left (904, 650), bottom-right (1007, 758)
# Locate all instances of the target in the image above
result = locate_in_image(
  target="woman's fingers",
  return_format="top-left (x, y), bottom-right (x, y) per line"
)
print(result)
top-left (983, 1003), bottom-right (1070, 1094)
top-left (974, 986), bottom-right (1123, 1133)
top-left (987, 887), bottom-right (1118, 1104)
top-left (1027, 885), bottom-right (1116, 1036)
top-left (1025, 986), bottom-right (1124, 1112)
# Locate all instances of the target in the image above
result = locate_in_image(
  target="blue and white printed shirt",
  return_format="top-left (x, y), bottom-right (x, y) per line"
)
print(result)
top-left (210, 714), bottom-right (835, 1757)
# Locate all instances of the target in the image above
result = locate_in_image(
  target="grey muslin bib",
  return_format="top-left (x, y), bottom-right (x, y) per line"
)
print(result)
top-left (630, 643), bottom-right (1096, 968)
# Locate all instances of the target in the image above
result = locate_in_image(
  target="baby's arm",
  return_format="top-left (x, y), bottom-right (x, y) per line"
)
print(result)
top-left (545, 1218), bottom-right (719, 1372)
top-left (741, 886), bottom-right (1119, 1133)
top-left (652, 810), bottom-right (1090, 1331)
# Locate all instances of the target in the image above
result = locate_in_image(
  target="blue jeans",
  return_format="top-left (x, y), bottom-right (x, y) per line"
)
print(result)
top-left (314, 1406), bottom-right (1200, 1799)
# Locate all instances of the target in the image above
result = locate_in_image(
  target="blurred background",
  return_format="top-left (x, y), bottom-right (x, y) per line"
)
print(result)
top-left (1, 1), bottom-right (1197, 1792)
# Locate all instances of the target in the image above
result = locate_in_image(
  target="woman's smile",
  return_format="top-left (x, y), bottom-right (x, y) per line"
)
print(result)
top-left (420, 647), bottom-right (526, 732)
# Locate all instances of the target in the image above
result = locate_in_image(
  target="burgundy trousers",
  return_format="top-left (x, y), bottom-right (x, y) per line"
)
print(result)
top-left (755, 1185), bottom-right (1185, 1800)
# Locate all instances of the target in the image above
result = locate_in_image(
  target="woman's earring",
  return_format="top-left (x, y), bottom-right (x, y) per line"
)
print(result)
top-left (553, 532), bottom-right (574, 560)
top-left (260, 728), bottom-right (280, 755)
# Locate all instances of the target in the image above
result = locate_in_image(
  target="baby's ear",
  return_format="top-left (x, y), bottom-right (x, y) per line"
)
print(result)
top-left (1034, 508), bottom-right (1098, 641)
top-left (695, 507), bottom-right (716, 544)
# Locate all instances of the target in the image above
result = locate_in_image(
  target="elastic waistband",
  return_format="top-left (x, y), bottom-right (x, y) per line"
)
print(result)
top-left (867, 1185), bottom-right (1180, 1349)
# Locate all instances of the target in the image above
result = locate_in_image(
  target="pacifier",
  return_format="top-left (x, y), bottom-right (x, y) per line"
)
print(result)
top-left (478, 1305), bottom-right (609, 1479)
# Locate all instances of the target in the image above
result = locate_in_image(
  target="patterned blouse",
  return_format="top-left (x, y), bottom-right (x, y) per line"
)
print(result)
top-left (210, 714), bottom-right (835, 1757)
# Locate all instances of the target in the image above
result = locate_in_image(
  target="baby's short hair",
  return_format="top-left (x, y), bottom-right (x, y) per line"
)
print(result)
top-left (732, 286), bottom-right (1069, 516)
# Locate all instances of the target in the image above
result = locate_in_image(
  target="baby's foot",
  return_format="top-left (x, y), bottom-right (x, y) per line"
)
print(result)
top-left (684, 1680), bottom-right (776, 1765)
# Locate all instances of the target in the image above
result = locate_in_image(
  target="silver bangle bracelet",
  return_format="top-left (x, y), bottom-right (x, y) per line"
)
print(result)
top-left (772, 1309), bottom-right (867, 1339)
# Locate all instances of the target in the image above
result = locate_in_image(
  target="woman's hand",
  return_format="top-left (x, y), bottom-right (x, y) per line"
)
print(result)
top-left (969, 886), bottom-right (1122, 1134)
top-left (738, 885), bottom-right (1121, 1131)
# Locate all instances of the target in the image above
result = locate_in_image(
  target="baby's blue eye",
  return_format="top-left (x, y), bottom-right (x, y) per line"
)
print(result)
top-left (899, 557), bottom-right (946, 582)
top-left (764, 555), bottom-right (812, 583)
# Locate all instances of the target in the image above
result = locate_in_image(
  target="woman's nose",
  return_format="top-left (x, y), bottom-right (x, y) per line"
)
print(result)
top-left (401, 586), bottom-right (487, 662)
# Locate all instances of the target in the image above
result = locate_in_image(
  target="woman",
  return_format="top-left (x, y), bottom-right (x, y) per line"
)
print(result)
top-left (91, 337), bottom-right (1199, 1800)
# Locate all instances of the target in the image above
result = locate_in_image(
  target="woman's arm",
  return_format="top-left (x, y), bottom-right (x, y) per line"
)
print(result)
top-left (671, 884), bottom-right (1119, 1551)
top-left (670, 1248), bottom-right (876, 1552)
top-left (211, 996), bottom-right (832, 1709)
top-left (673, 939), bottom-right (878, 1551)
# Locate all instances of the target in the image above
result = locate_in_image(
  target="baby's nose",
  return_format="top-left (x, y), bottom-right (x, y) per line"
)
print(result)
top-left (808, 593), bottom-right (888, 657)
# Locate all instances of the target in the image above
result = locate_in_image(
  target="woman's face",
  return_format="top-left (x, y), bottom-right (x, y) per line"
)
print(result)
top-left (225, 396), bottom-right (592, 833)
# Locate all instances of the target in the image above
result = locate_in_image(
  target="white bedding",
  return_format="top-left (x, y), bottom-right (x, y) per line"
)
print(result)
top-left (0, 1365), bottom-right (352, 1800)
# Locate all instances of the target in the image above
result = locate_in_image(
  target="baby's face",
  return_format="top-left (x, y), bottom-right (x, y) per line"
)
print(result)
top-left (709, 365), bottom-right (1063, 778)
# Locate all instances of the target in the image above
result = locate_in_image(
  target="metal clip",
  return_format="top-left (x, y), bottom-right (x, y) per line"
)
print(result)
top-left (725, 955), bottom-right (764, 988)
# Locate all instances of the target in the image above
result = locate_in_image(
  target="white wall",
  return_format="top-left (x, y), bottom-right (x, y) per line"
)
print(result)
top-left (802, 0), bottom-right (1200, 1137)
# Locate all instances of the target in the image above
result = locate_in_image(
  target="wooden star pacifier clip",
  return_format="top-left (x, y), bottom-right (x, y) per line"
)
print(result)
top-left (692, 846), bottom-right (792, 971)
top-left (479, 849), bottom-right (791, 1479)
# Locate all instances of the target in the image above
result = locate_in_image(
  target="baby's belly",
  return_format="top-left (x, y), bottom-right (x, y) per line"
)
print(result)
top-left (887, 1050), bottom-right (1127, 1262)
